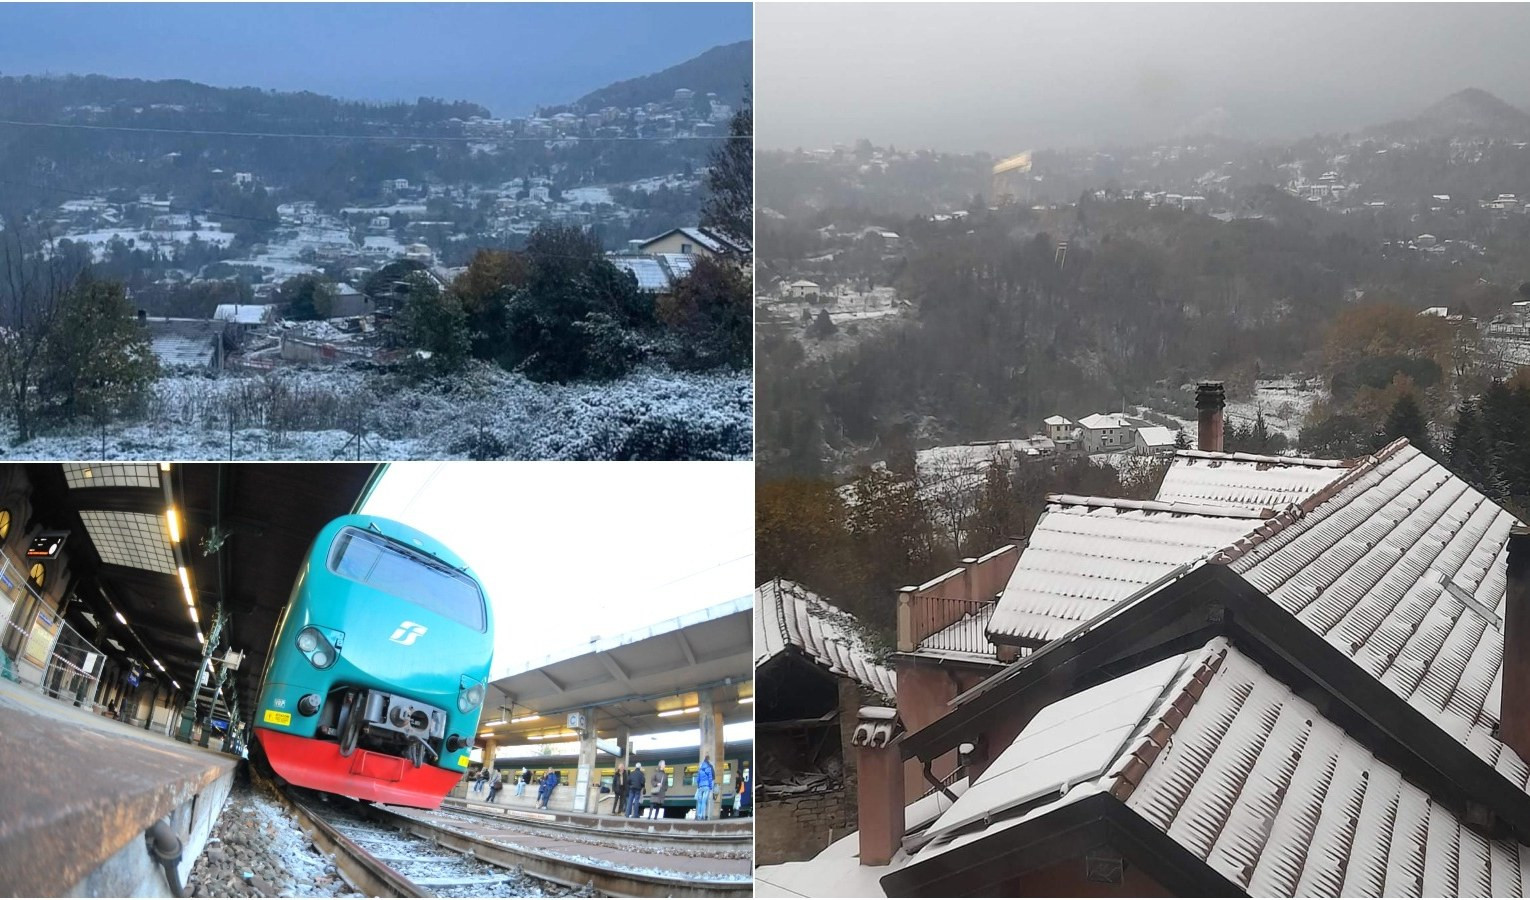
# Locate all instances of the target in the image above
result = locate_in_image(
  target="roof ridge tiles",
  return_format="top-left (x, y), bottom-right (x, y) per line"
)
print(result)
top-left (1046, 493), bottom-right (1274, 519)
top-left (1174, 449), bottom-right (1352, 468)
top-left (1206, 439), bottom-right (1419, 567)
top-left (1109, 642), bottom-right (1231, 803)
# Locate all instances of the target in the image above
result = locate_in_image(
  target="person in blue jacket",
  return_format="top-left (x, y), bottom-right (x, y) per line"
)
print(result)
top-left (694, 754), bottom-right (716, 820)
top-left (537, 769), bottom-right (560, 809)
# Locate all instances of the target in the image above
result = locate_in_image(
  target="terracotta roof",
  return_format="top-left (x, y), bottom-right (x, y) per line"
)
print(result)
top-left (1156, 450), bottom-right (1354, 509)
top-left (985, 498), bottom-right (1267, 646)
top-left (1225, 441), bottom-right (1525, 788)
top-left (902, 640), bottom-right (1530, 897)
top-left (755, 579), bottom-right (897, 700)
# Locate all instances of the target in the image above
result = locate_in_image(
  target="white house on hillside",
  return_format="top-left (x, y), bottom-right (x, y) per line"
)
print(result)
top-left (1134, 425), bottom-right (1178, 456)
top-left (1077, 413), bottom-right (1135, 453)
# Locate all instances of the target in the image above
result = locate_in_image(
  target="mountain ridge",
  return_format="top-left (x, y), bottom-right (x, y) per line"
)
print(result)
top-left (571, 40), bottom-right (750, 112)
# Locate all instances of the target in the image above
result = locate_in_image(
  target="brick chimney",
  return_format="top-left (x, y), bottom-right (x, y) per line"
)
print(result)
top-left (1196, 381), bottom-right (1225, 453)
top-left (854, 708), bottom-right (905, 867)
top-left (1501, 527), bottom-right (1530, 763)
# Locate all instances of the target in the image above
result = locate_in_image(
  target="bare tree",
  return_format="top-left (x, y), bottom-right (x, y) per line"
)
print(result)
top-left (0, 223), bottom-right (81, 442)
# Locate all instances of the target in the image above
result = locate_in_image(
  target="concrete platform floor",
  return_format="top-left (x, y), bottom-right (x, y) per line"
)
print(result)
top-left (0, 677), bottom-right (238, 896)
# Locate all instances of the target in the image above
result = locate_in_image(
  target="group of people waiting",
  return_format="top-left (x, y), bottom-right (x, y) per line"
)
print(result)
top-left (610, 759), bottom-right (671, 819)
top-left (469, 766), bottom-right (559, 808)
top-left (466, 754), bottom-right (751, 819)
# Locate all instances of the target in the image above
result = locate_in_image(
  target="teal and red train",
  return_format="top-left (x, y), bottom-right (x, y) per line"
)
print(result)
top-left (254, 514), bottom-right (493, 809)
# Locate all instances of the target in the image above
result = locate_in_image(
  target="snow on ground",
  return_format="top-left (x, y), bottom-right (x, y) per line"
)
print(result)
top-left (62, 226), bottom-right (235, 261)
top-left (562, 186), bottom-right (614, 205)
top-left (1223, 376), bottom-right (1323, 440)
top-left (0, 362), bottom-right (751, 461)
top-left (1488, 335), bottom-right (1530, 368)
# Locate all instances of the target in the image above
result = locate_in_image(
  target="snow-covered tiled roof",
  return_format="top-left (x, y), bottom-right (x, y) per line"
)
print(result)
top-left (1155, 449), bottom-right (1353, 509)
top-left (755, 579), bottom-right (897, 700)
top-left (610, 256), bottom-right (670, 292)
top-left (1135, 425), bottom-right (1178, 447)
top-left (1042, 415), bottom-right (1072, 426)
top-left (1077, 412), bottom-right (1129, 430)
top-left (986, 497), bottom-right (1267, 646)
top-left (902, 639), bottom-right (1530, 897)
top-left (1225, 441), bottom-right (1526, 788)
top-left (657, 252), bottom-right (696, 280)
top-left (212, 303), bottom-right (273, 324)
top-left (145, 318), bottom-right (221, 368)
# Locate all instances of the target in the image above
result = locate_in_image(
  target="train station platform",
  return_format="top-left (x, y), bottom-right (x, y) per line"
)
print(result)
top-left (445, 794), bottom-right (752, 838)
top-left (0, 677), bottom-right (238, 896)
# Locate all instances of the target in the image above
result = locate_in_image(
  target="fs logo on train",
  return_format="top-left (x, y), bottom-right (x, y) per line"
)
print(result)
top-left (389, 621), bottom-right (428, 645)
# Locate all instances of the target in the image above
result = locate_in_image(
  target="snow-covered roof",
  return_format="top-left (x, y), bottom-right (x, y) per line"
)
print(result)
top-left (788, 279), bottom-right (820, 288)
top-left (1155, 449), bottom-right (1352, 508)
top-left (1224, 441), bottom-right (1523, 788)
top-left (610, 256), bottom-right (670, 292)
top-left (1042, 415), bottom-right (1072, 426)
top-left (212, 303), bottom-right (273, 325)
top-left (755, 579), bottom-right (897, 700)
top-left (899, 638), bottom-right (1530, 896)
top-left (986, 497), bottom-right (1267, 646)
top-left (755, 778), bottom-right (969, 898)
top-left (1077, 412), bottom-right (1130, 430)
top-left (656, 252), bottom-right (696, 281)
top-left (639, 226), bottom-right (752, 256)
top-left (1134, 425), bottom-right (1177, 447)
top-left (144, 318), bottom-right (222, 368)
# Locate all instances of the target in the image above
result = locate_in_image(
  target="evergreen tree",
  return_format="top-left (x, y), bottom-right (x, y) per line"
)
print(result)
top-left (1383, 392), bottom-right (1433, 456)
top-left (700, 94), bottom-right (752, 247)
top-left (43, 279), bottom-right (160, 424)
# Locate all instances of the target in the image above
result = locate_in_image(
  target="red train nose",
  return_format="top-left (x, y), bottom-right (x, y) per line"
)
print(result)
top-left (257, 728), bottom-right (460, 808)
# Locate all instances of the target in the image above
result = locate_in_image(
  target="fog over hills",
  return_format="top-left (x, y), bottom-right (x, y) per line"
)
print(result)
top-left (757, 3), bottom-right (1530, 153)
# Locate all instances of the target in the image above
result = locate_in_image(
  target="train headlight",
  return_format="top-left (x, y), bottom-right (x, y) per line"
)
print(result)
top-left (296, 625), bottom-right (341, 669)
top-left (457, 678), bottom-right (484, 714)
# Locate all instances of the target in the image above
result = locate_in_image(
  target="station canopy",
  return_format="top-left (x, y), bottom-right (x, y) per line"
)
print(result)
top-left (28, 463), bottom-right (376, 722)
top-left (482, 595), bottom-right (753, 747)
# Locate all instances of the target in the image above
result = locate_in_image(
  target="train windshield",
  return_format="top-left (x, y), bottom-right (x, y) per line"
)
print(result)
top-left (328, 527), bottom-right (485, 631)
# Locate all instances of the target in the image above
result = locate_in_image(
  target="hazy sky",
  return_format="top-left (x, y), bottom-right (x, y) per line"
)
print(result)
top-left (0, 3), bottom-right (750, 117)
top-left (359, 462), bottom-right (753, 681)
top-left (758, 3), bottom-right (1530, 153)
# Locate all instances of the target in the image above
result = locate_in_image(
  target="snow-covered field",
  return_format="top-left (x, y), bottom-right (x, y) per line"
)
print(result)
top-left (0, 362), bottom-right (752, 461)
top-left (1223, 376), bottom-right (1324, 440)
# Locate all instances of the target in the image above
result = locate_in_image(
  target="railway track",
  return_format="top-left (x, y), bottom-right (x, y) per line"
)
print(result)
top-left (278, 788), bottom-right (751, 898)
top-left (439, 796), bottom-right (752, 857)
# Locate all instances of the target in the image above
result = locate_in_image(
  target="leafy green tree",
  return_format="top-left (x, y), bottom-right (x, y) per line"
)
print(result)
top-left (43, 279), bottom-right (160, 424)
top-left (277, 275), bottom-right (334, 321)
top-left (451, 249), bottom-right (528, 363)
top-left (400, 273), bottom-right (470, 375)
top-left (502, 224), bottom-right (649, 382)
top-left (660, 256), bottom-right (751, 371)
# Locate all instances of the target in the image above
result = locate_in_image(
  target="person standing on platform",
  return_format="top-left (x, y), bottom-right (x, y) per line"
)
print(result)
top-left (538, 769), bottom-right (560, 808)
top-left (486, 770), bottom-right (503, 803)
top-left (612, 764), bottom-right (626, 815)
top-left (647, 761), bottom-right (668, 819)
top-left (626, 762), bottom-right (645, 817)
top-left (737, 767), bottom-right (751, 817)
top-left (515, 766), bottom-right (530, 798)
top-left (695, 754), bottom-right (716, 820)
